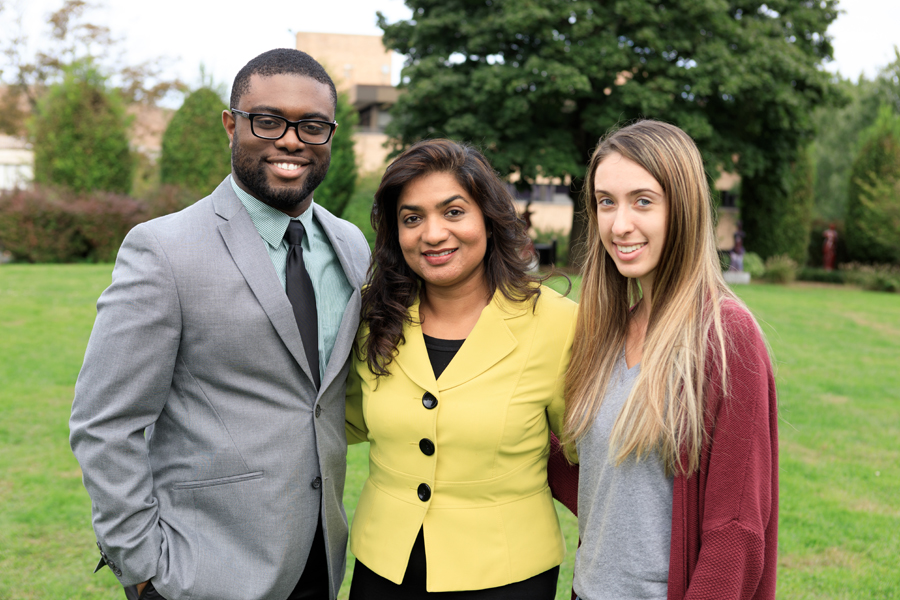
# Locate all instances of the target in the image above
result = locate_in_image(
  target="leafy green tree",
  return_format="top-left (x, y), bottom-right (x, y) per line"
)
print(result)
top-left (30, 62), bottom-right (133, 194)
top-left (379, 0), bottom-right (838, 264)
top-left (0, 0), bottom-right (182, 137)
top-left (160, 87), bottom-right (231, 196)
top-left (315, 91), bottom-right (359, 217)
top-left (811, 49), bottom-right (900, 222)
top-left (845, 105), bottom-right (900, 263)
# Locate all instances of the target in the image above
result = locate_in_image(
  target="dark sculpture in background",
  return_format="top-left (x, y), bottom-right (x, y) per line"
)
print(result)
top-left (729, 220), bottom-right (746, 272)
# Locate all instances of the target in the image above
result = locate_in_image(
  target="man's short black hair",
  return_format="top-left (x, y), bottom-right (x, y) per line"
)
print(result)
top-left (231, 48), bottom-right (337, 111)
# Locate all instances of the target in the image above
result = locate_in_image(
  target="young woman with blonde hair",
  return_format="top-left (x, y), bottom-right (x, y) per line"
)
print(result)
top-left (550, 120), bottom-right (778, 600)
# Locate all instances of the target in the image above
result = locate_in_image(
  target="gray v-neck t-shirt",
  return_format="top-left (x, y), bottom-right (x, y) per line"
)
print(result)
top-left (573, 353), bottom-right (673, 600)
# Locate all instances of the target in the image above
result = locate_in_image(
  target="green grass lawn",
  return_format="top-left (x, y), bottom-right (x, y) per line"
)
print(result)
top-left (1, 266), bottom-right (898, 599)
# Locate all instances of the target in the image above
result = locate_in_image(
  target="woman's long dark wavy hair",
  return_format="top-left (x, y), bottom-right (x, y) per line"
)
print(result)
top-left (361, 138), bottom-right (550, 377)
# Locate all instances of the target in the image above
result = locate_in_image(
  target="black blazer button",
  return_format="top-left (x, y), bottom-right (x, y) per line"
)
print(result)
top-left (312, 477), bottom-right (322, 489)
top-left (422, 392), bottom-right (438, 409)
top-left (315, 405), bottom-right (321, 418)
top-left (419, 438), bottom-right (435, 456)
top-left (417, 483), bottom-right (431, 502)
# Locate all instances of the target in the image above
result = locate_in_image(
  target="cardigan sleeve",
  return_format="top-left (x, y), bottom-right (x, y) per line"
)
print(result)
top-left (548, 433), bottom-right (579, 516)
top-left (683, 303), bottom-right (778, 600)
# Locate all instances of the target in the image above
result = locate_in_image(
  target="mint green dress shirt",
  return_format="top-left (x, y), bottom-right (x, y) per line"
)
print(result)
top-left (231, 176), bottom-right (354, 381)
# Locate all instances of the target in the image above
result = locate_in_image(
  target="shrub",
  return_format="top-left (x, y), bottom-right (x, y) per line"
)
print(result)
top-left (841, 262), bottom-right (900, 293)
top-left (797, 267), bottom-right (847, 284)
top-left (743, 252), bottom-right (766, 279)
top-left (30, 62), bottom-right (134, 194)
top-left (764, 254), bottom-right (798, 284)
top-left (160, 87), bottom-right (231, 196)
top-left (0, 186), bottom-right (146, 263)
top-left (845, 104), bottom-right (900, 263)
top-left (314, 91), bottom-right (359, 217)
top-left (141, 184), bottom-right (198, 220)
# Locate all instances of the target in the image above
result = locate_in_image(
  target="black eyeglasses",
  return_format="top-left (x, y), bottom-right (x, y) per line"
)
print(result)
top-left (231, 109), bottom-right (337, 145)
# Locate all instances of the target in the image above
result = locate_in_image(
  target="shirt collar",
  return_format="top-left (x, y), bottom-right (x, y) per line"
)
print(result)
top-left (230, 175), bottom-right (316, 248)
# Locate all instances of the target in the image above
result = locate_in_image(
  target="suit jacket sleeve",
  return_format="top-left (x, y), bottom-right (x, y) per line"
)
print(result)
top-left (69, 224), bottom-right (182, 585)
top-left (684, 305), bottom-right (777, 600)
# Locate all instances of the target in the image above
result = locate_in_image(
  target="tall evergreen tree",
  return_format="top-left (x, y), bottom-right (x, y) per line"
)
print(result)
top-left (30, 62), bottom-right (133, 194)
top-left (160, 87), bottom-right (231, 196)
top-left (379, 0), bottom-right (838, 264)
top-left (845, 105), bottom-right (900, 263)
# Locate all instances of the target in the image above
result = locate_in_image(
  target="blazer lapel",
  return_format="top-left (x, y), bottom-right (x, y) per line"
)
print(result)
top-left (435, 291), bottom-right (523, 391)
top-left (392, 300), bottom-right (439, 393)
top-left (213, 183), bottom-right (319, 390)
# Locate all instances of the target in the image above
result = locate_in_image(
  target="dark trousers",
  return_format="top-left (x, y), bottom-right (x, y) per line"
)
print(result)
top-left (123, 581), bottom-right (166, 600)
top-left (287, 515), bottom-right (331, 600)
top-left (349, 527), bottom-right (559, 599)
top-left (123, 517), bottom-right (330, 600)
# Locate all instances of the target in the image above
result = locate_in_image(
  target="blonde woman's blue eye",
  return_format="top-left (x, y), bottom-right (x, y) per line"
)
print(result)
top-left (598, 198), bottom-right (614, 206)
top-left (637, 198), bottom-right (652, 206)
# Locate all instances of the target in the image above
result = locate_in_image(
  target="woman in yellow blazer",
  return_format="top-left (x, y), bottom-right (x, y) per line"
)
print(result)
top-left (345, 139), bottom-right (577, 599)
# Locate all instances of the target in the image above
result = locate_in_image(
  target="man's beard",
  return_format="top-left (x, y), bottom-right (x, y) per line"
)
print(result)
top-left (231, 131), bottom-right (330, 211)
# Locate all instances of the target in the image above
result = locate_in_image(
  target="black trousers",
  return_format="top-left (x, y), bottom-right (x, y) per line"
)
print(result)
top-left (123, 517), bottom-right (330, 600)
top-left (349, 527), bottom-right (559, 600)
top-left (287, 515), bottom-right (331, 600)
top-left (123, 581), bottom-right (166, 600)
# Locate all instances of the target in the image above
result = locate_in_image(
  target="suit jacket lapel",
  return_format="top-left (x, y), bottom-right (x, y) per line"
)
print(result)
top-left (315, 205), bottom-right (368, 392)
top-left (436, 291), bottom-right (522, 391)
top-left (213, 181), bottom-right (318, 389)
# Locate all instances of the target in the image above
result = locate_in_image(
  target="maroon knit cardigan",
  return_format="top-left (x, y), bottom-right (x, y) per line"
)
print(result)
top-left (549, 302), bottom-right (778, 600)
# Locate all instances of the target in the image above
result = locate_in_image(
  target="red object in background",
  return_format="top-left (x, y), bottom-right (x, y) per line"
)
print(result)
top-left (823, 224), bottom-right (838, 271)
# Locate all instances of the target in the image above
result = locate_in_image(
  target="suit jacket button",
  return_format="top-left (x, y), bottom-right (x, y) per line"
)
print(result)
top-left (417, 483), bottom-right (431, 502)
top-left (422, 392), bottom-right (438, 409)
top-left (419, 438), bottom-right (435, 456)
top-left (312, 477), bottom-right (322, 489)
top-left (315, 405), bottom-right (321, 418)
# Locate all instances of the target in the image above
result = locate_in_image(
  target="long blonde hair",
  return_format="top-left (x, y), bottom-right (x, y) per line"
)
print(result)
top-left (564, 120), bottom-right (746, 476)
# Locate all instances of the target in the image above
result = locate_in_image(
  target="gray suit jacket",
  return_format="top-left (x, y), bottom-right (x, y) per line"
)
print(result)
top-left (70, 178), bottom-right (370, 600)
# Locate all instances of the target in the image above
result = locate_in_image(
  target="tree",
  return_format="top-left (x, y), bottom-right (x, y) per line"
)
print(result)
top-left (314, 91), bottom-right (359, 217)
top-left (378, 0), bottom-right (838, 264)
top-left (811, 49), bottom-right (900, 223)
top-left (783, 144), bottom-right (815, 265)
top-left (160, 87), bottom-right (231, 196)
top-left (845, 104), bottom-right (900, 264)
top-left (31, 62), bottom-right (133, 194)
top-left (0, 0), bottom-right (182, 137)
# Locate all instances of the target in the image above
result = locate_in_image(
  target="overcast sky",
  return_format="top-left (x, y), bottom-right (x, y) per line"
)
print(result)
top-left (3, 0), bottom-right (898, 99)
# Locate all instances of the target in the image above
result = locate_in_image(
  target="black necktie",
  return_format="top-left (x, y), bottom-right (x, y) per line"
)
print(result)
top-left (284, 220), bottom-right (320, 389)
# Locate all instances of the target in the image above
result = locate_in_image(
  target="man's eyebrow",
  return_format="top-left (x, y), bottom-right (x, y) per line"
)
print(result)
top-left (248, 106), bottom-right (333, 121)
top-left (398, 195), bottom-right (467, 213)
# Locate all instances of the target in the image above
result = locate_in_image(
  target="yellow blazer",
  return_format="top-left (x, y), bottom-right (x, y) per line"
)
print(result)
top-left (345, 286), bottom-right (577, 592)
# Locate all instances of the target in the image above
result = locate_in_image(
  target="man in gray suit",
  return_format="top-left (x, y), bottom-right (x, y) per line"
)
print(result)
top-left (70, 49), bottom-right (370, 600)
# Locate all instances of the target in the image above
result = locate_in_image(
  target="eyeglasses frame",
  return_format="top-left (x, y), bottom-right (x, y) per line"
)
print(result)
top-left (230, 109), bottom-right (338, 145)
